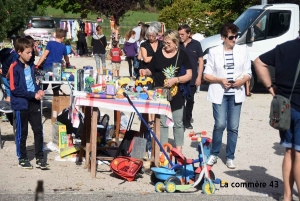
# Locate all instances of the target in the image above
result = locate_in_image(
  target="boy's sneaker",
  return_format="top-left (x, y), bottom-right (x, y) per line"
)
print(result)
top-left (36, 159), bottom-right (50, 170)
top-left (207, 155), bottom-right (218, 166)
top-left (226, 159), bottom-right (236, 169)
top-left (18, 159), bottom-right (33, 169)
top-left (1, 113), bottom-right (8, 122)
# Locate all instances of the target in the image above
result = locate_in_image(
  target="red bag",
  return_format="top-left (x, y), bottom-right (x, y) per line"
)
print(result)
top-left (110, 156), bottom-right (143, 181)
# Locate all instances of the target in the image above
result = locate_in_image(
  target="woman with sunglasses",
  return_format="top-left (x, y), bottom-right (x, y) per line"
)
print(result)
top-left (139, 30), bottom-right (192, 153)
top-left (203, 23), bottom-right (252, 169)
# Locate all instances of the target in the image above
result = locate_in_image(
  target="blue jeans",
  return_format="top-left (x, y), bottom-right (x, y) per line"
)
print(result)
top-left (1, 77), bottom-right (10, 97)
top-left (280, 108), bottom-right (300, 151)
top-left (94, 53), bottom-right (106, 69)
top-left (211, 95), bottom-right (242, 160)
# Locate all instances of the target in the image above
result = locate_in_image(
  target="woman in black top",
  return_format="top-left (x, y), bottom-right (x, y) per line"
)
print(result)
top-left (139, 30), bottom-right (192, 153)
top-left (140, 26), bottom-right (163, 70)
top-left (91, 25), bottom-right (107, 74)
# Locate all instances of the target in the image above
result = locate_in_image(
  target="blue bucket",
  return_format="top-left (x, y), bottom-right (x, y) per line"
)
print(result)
top-left (151, 167), bottom-right (176, 180)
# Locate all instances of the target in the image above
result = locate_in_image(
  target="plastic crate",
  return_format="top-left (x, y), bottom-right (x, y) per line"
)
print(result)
top-left (130, 137), bottom-right (147, 159)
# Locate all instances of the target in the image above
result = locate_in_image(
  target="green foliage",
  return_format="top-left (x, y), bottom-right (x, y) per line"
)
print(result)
top-left (0, 0), bottom-right (37, 40)
top-left (149, 0), bottom-right (172, 10)
top-left (36, 0), bottom-right (88, 18)
top-left (37, 0), bottom-right (147, 22)
top-left (158, 0), bottom-right (211, 35)
top-left (158, 0), bottom-right (267, 36)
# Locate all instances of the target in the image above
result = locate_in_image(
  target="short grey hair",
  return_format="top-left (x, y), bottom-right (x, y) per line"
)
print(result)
top-left (149, 21), bottom-right (162, 32)
top-left (146, 26), bottom-right (159, 36)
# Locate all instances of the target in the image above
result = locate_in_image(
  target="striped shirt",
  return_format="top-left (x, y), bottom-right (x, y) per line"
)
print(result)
top-left (224, 50), bottom-right (235, 95)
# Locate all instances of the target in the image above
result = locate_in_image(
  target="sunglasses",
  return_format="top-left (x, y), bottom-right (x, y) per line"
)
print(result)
top-left (163, 41), bottom-right (172, 46)
top-left (226, 35), bottom-right (238, 40)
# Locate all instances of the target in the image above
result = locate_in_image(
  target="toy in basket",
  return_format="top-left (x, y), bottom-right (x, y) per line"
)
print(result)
top-left (152, 131), bottom-right (226, 194)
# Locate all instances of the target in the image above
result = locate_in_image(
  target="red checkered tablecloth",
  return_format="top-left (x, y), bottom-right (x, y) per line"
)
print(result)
top-left (72, 97), bottom-right (173, 127)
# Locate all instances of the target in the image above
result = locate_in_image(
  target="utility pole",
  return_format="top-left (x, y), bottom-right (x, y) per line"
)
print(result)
top-left (261, 0), bottom-right (268, 4)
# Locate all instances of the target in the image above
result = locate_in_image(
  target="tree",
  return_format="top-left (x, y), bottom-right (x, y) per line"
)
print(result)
top-left (158, 0), bottom-right (211, 35)
top-left (37, 0), bottom-right (146, 22)
top-left (159, 0), bottom-right (300, 37)
top-left (35, 0), bottom-right (87, 18)
top-left (0, 0), bottom-right (37, 40)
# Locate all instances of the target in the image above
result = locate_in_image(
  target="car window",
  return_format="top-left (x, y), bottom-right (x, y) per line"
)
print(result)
top-left (32, 20), bottom-right (55, 28)
top-left (252, 10), bottom-right (291, 41)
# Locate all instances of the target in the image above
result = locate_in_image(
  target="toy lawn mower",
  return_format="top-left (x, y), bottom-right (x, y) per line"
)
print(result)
top-left (152, 132), bottom-right (225, 194)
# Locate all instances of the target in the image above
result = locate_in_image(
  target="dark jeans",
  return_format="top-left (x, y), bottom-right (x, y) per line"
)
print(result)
top-left (183, 85), bottom-right (197, 125)
top-left (15, 100), bottom-right (44, 160)
top-left (126, 56), bottom-right (134, 77)
top-left (77, 40), bottom-right (87, 56)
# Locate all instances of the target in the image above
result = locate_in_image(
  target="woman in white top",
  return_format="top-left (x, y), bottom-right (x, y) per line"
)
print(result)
top-left (203, 23), bottom-right (251, 169)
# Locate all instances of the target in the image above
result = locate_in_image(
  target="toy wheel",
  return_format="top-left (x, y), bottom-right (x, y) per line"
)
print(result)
top-left (164, 176), bottom-right (181, 185)
top-left (202, 181), bottom-right (216, 194)
top-left (150, 172), bottom-right (163, 184)
top-left (195, 170), bottom-right (215, 189)
top-left (165, 182), bottom-right (176, 193)
top-left (155, 182), bottom-right (165, 193)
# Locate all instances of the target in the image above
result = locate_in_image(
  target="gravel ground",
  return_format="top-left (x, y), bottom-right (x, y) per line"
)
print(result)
top-left (0, 56), bottom-right (298, 200)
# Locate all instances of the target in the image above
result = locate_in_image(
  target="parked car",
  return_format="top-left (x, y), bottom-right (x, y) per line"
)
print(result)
top-left (200, 4), bottom-right (300, 90)
top-left (25, 16), bottom-right (57, 44)
top-left (27, 16), bottom-right (56, 33)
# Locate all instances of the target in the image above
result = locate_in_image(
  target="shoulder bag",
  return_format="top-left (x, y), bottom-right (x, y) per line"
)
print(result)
top-left (269, 60), bottom-right (300, 131)
top-left (96, 36), bottom-right (108, 56)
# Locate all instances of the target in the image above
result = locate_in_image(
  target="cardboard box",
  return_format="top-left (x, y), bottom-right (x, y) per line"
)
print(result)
top-left (52, 96), bottom-right (70, 123)
top-left (52, 122), bottom-right (68, 149)
top-left (60, 146), bottom-right (80, 157)
top-left (52, 122), bottom-right (80, 157)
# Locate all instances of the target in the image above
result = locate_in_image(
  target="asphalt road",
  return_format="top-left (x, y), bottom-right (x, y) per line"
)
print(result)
top-left (0, 192), bottom-right (278, 201)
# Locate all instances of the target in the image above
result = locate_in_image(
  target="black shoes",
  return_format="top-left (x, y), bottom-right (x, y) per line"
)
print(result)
top-left (185, 123), bottom-right (193, 129)
top-left (18, 159), bottom-right (33, 169)
top-left (36, 158), bottom-right (50, 170)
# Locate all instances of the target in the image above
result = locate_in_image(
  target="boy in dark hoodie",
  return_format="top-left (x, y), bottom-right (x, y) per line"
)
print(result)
top-left (9, 38), bottom-right (49, 170)
top-left (123, 30), bottom-right (138, 78)
top-left (91, 25), bottom-right (107, 75)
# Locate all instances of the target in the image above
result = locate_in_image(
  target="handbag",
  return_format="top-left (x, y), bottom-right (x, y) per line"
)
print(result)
top-left (269, 60), bottom-right (300, 131)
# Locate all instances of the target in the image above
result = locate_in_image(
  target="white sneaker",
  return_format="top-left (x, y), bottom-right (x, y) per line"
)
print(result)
top-left (226, 159), bottom-right (236, 169)
top-left (207, 155), bottom-right (218, 166)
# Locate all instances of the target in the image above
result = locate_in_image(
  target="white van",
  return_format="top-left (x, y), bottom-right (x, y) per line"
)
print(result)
top-left (200, 3), bottom-right (299, 89)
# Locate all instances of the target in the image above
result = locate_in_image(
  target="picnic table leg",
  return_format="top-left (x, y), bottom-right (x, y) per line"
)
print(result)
top-left (114, 110), bottom-right (120, 138)
top-left (154, 114), bottom-right (160, 166)
top-left (79, 106), bottom-right (88, 163)
top-left (139, 113), bottom-right (148, 136)
top-left (84, 107), bottom-right (92, 169)
top-left (90, 107), bottom-right (98, 178)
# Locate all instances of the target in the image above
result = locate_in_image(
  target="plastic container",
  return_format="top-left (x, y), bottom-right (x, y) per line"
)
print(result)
top-left (52, 63), bottom-right (62, 81)
top-left (45, 73), bottom-right (49, 81)
top-left (130, 137), bottom-right (147, 159)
